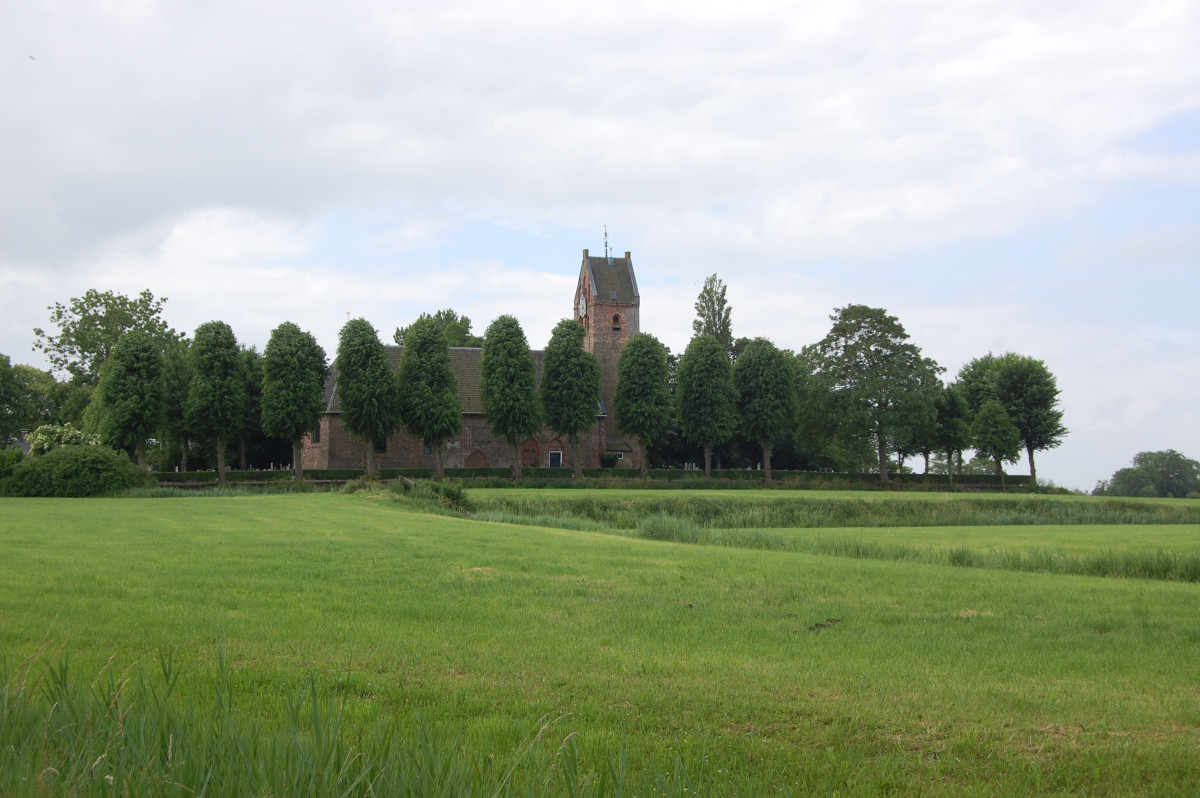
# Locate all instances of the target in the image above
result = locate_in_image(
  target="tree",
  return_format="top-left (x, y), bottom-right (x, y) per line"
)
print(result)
top-left (971, 399), bottom-right (1021, 488)
top-left (675, 334), bottom-right (737, 478)
top-left (955, 354), bottom-right (998, 418)
top-left (185, 321), bottom-right (246, 487)
top-left (159, 340), bottom-right (193, 471)
top-left (956, 352), bottom-right (1067, 483)
top-left (398, 315), bottom-right (462, 479)
top-left (614, 333), bottom-right (673, 482)
top-left (933, 383), bottom-right (971, 486)
top-left (692, 275), bottom-right (734, 360)
top-left (540, 319), bottom-right (601, 479)
top-left (479, 315), bottom-right (540, 480)
top-left (33, 289), bottom-right (181, 386)
top-left (733, 338), bottom-right (798, 484)
top-left (811, 305), bottom-right (942, 483)
top-left (1096, 450), bottom-right (1200, 498)
top-left (261, 322), bottom-right (328, 479)
top-left (0, 354), bottom-right (19, 443)
top-left (394, 309), bottom-right (484, 348)
top-left (88, 330), bottom-right (165, 467)
top-left (991, 354), bottom-right (1067, 483)
top-left (336, 319), bottom-right (401, 478)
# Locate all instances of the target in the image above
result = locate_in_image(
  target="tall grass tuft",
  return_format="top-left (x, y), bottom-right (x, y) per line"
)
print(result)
top-left (1, 653), bottom-right (788, 797)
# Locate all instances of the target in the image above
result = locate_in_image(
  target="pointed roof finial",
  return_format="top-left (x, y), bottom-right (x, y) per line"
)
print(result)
top-left (604, 224), bottom-right (609, 259)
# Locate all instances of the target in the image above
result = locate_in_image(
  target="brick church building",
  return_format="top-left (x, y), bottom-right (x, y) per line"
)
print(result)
top-left (300, 249), bottom-right (642, 472)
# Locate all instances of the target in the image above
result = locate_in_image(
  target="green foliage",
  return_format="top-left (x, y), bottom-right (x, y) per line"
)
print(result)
top-left (0, 447), bottom-right (24, 483)
top-left (933, 383), bottom-right (971, 482)
top-left (26, 422), bottom-right (100, 455)
top-left (991, 353), bottom-right (1067, 481)
top-left (540, 319), bottom-right (601, 478)
top-left (88, 329), bottom-right (165, 466)
top-left (33, 288), bottom-right (181, 386)
top-left (392, 479), bottom-right (473, 514)
top-left (398, 315), bottom-right (462, 478)
top-left (8, 365), bottom-right (90, 431)
top-left (394, 308), bottom-right (483, 347)
top-left (480, 315), bottom-right (540, 476)
top-left (811, 305), bottom-right (942, 482)
top-left (336, 318), bottom-right (401, 477)
top-left (691, 274), bottom-right (734, 360)
top-left (956, 352), bottom-right (1067, 482)
top-left (733, 338), bottom-right (798, 481)
top-left (675, 334), bottom-right (737, 477)
top-left (614, 333), bottom-right (672, 479)
top-left (185, 322), bottom-right (246, 485)
top-left (971, 399), bottom-right (1021, 479)
top-left (5, 444), bottom-right (154, 496)
top-left (1096, 450), bottom-right (1200, 498)
top-left (262, 322), bottom-right (328, 476)
top-left (0, 353), bottom-right (19, 441)
top-left (157, 339), bottom-right (194, 471)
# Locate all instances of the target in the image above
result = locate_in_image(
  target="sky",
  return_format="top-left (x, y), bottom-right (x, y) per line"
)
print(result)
top-left (3, 0), bottom-right (1198, 491)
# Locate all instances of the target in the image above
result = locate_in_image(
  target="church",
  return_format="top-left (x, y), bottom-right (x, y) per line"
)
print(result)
top-left (300, 249), bottom-right (642, 472)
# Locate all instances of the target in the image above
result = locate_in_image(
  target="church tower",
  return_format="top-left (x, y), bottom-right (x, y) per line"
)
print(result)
top-left (574, 247), bottom-right (640, 466)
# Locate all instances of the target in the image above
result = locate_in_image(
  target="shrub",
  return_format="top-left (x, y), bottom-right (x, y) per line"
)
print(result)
top-left (393, 479), bottom-right (473, 514)
top-left (6, 445), bottom-right (156, 497)
top-left (0, 448), bottom-right (23, 482)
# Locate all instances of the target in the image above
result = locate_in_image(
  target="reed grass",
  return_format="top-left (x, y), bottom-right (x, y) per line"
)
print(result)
top-left (471, 493), bottom-right (1200, 530)
top-left (0, 651), bottom-right (782, 797)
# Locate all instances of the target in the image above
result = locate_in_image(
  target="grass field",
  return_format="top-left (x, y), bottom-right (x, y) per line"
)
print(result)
top-left (2, 490), bottom-right (1199, 795)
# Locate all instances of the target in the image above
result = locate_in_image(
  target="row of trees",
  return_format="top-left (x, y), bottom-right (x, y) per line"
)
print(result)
top-left (674, 275), bottom-right (1068, 484)
top-left (4, 281), bottom-right (1069, 486)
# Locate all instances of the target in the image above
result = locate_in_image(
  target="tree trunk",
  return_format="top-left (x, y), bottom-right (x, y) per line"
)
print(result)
top-left (136, 441), bottom-right (146, 469)
top-left (703, 444), bottom-right (712, 480)
top-left (877, 434), bottom-right (889, 483)
top-left (180, 437), bottom-right (189, 472)
top-left (1027, 445), bottom-right (1037, 484)
top-left (994, 457), bottom-right (1006, 490)
top-left (923, 452), bottom-right (930, 474)
top-left (216, 437), bottom-right (227, 487)
top-left (293, 444), bottom-right (304, 479)
top-left (946, 447), bottom-right (955, 487)
top-left (571, 435), bottom-right (583, 479)
top-left (512, 443), bottom-right (523, 481)
top-left (639, 440), bottom-right (648, 485)
top-left (365, 443), bottom-right (374, 478)
top-left (762, 442), bottom-right (772, 485)
top-left (239, 436), bottom-right (247, 470)
top-left (433, 443), bottom-right (444, 480)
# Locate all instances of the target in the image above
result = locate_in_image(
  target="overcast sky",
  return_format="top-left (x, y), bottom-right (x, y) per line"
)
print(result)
top-left (4, 0), bottom-right (1198, 490)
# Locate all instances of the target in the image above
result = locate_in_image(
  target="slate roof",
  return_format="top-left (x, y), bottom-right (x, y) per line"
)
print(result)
top-left (322, 346), bottom-right (599, 415)
top-left (584, 254), bottom-right (639, 305)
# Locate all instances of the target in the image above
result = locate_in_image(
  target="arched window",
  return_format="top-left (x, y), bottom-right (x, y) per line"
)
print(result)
top-left (612, 314), bottom-right (621, 330)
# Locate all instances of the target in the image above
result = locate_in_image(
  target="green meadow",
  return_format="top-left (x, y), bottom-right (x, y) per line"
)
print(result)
top-left (2, 490), bottom-right (1199, 795)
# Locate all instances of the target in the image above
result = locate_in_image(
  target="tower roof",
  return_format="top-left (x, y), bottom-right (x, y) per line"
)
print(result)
top-left (581, 249), bottom-right (639, 305)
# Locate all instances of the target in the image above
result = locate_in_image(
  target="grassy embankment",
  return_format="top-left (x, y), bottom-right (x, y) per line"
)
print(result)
top-left (470, 488), bottom-right (1200, 581)
top-left (1, 491), bottom-right (1198, 795)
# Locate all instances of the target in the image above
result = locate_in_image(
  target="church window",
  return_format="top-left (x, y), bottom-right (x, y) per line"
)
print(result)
top-left (423, 438), bottom-right (432, 454)
top-left (549, 450), bottom-right (563, 468)
top-left (373, 437), bottom-right (387, 454)
top-left (612, 314), bottom-right (621, 330)
top-left (312, 425), bottom-right (321, 444)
